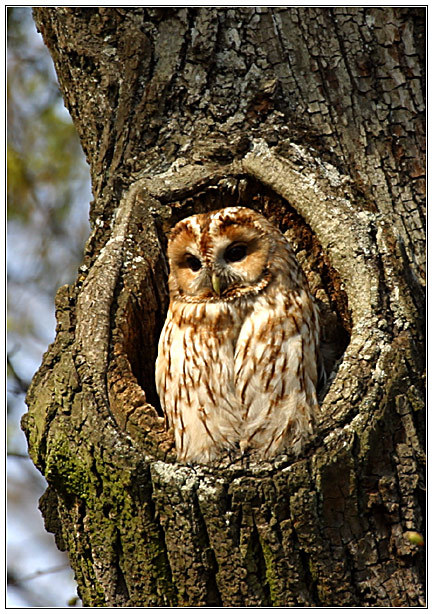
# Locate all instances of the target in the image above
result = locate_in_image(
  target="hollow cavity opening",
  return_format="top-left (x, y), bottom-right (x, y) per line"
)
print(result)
top-left (120, 175), bottom-right (350, 420)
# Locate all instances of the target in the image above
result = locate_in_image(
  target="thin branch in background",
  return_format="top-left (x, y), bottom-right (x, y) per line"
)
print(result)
top-left (7, 353), bottom-right (30, 395)
top-left (7, 567), bottom-right (81, 608)
top-left (8, 564), bottom-right (71, 586)
top-left (7, 451), bottom-right (29, 459)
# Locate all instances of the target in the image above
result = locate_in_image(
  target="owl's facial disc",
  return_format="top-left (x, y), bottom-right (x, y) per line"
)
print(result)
top-left (167, 209), bottom-right (274, 301)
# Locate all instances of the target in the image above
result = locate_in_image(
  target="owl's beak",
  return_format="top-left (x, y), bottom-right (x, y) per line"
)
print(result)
top-left (211, 272), bottom-right (221, 295)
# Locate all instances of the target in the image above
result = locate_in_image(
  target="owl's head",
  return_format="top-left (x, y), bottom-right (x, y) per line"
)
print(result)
top-left (166, 207), bottom-right (289, 302)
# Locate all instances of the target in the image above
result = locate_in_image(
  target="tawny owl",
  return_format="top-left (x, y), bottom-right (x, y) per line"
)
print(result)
top-left (155, 206), bottom-right (320, 463)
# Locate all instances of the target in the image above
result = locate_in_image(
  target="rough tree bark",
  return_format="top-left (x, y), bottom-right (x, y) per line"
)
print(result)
top-left (23, 7), bottom-right (425, 607)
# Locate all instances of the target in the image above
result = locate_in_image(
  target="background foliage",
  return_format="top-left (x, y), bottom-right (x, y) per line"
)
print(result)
top-left (7, 7), bottom-right (91, 606)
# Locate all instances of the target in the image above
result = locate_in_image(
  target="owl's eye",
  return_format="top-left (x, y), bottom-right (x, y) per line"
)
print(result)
top-left (185, 254), bottom-right (202, 272)
top-left (224, 243), bottom-right (247, 263)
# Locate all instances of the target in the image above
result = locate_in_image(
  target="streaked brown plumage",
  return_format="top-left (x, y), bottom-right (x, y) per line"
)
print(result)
top-left (155, 207), bottom-right (320, 463)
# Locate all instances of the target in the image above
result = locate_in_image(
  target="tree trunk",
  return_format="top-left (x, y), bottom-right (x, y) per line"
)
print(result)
top-left (23, 7), bottom-right (425, 607)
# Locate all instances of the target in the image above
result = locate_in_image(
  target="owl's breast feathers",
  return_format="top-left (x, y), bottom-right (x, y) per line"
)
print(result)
top-left (156, 207), bottom-right (320, 463)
